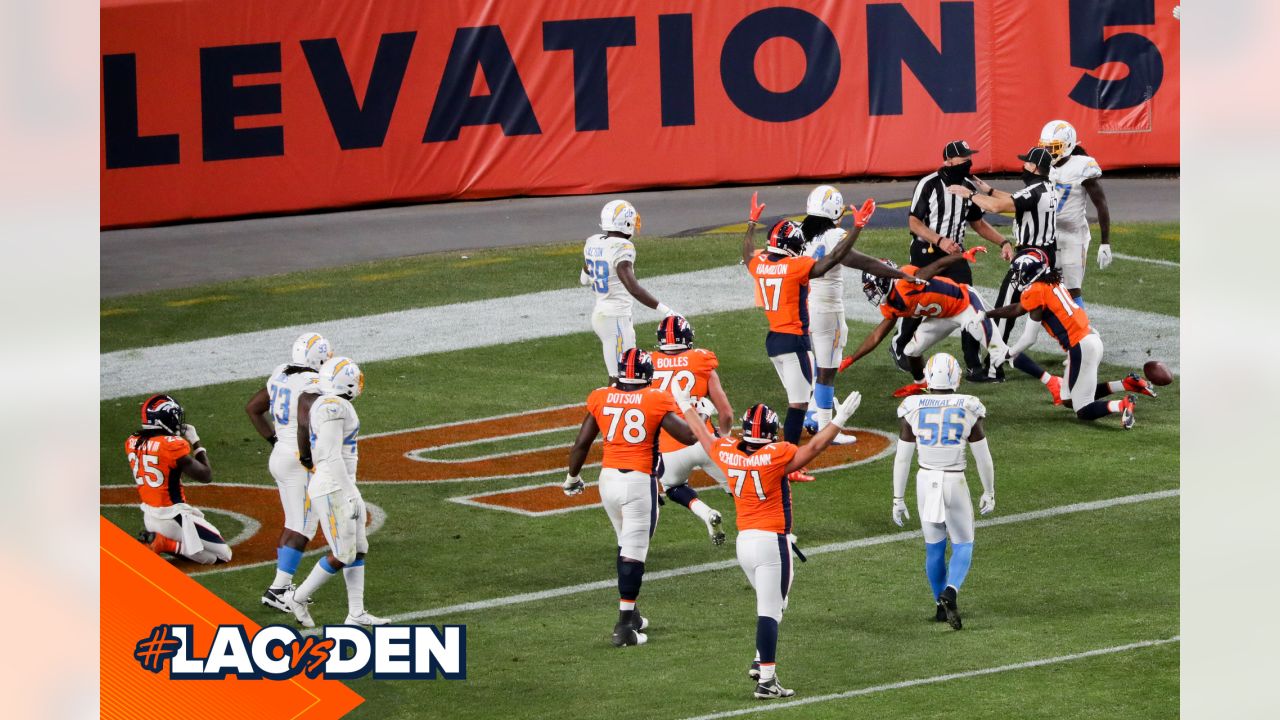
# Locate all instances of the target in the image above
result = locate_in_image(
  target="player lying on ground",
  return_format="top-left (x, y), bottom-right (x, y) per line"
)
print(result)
top-left (126, 394), bottom-right (231, 564)
top-left (245, 332), bottom-right (330, 612)
top-left (980, 250), bottom-right (1156, 428)
top-left (892, 353), bottom-right (995, 630)
top-left (563, 348), bottom-right (698, 647)
top-left (675, 386), bottom-right (862, 700)
top-left (283, 357), bottom-right (388, 629)
top-left (839, 252), bottom-right (1008, 397)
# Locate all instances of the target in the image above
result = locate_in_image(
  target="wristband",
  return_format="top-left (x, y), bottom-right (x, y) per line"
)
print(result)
top-left (268, 435), bottom-right (278, 446)
top-left (656, 302), bottom-right (674, 316)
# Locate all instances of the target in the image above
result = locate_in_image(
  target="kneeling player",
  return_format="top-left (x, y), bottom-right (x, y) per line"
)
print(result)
top-left (982, 250), bottom-right (1156, 428)
top-left (676, 386), bottom-right (863, 699)
top-left (891, 353), bottom-right (995, 629)
top-left (652, 315), bottom-right (733, 545)
top-left (126, 394), bottom-right (231, 565)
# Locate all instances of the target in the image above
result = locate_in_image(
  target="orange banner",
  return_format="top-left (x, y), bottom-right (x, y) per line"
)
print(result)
top-left (101, 0), bottom-right (1180, 227)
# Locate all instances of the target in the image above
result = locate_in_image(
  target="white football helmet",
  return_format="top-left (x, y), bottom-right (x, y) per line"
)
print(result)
top-left (291, 332), bottom-right (333, 370)
top-left (805, 185), bottom-right (845, 221)
top-left (600, 199), bottom-right (640, 236)
top-left (1038, 120), bottom-right (1077, 159)
top-left (923, 353), bottom-right (961, 391)
top-left (321, 356), bottom-right (364, 399)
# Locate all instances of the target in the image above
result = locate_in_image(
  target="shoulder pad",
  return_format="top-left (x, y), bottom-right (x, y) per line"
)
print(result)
top-left (317, 398), bottom-right (346, 419)
top-left (896, 398), bottom-right (913, 418)
top-left (963, 396), bottom-right (987, 418)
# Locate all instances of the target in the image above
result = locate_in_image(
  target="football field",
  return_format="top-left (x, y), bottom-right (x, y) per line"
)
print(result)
top-left (100, 222), bottom-right (1179, 718)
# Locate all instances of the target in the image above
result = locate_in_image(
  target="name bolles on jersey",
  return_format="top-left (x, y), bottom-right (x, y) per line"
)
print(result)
top-left (133, 623), bottom-right (466, 680)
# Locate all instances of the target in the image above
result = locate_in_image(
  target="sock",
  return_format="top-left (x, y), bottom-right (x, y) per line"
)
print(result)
top-left (783, 408), bottom-right (805, 444)
top-left (687, 497), bottom-right (715, 522)
top-left (924, 540), bottom-right (947, 599)
top-left (295, 556), bottom-right (339, 603)
top-left (665, 484), bottom-right (699, 510)
top-left (814, 407), bottom-right (833, 430)
top-left (1040, 372), bottom-right (1053, 384)
top-left (946, 542), bottom-right (974, 590)
top-left (1076, 400), bottom-right (1117, 421)
top-left (1105, 380), bottom-right (1124, 394)
top-left (1013, 353), bottom-right (1046, 379)
top-left (618, 556), bottom-right (645, 602)
top-left (758, 663), bottom-right (777, 682)
top-left (273, 546), bottom-right (304, 588)
top-left (1074, 296), bottom-right (1086, 308)
top-left (150, 534), bottom-right (180, 555)
top-left (619, 599), bottom-right (636, 612)
top-left (343, 558), bottom-right (366, 617)
top-left (755, 616), bottom-right (779, 665)
top-left (814, 383), bottom-right (835, 411)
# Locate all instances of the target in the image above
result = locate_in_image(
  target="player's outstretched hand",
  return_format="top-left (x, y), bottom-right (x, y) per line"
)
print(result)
top-left (562, 474), bottom-right (585, 496)
top-left (1000, 242), bottom-right (1016, 262)
top-left (962, 245), bottom-right (987, 263)
top-left (892, 497), bottom-right (910, 527)
top-left (838, 355), bottom-right (854, 373)
top-left (1097, 243), bottom-right (1113, 270)
top-left (988, 341), bottom-right (1009, 370)
top-left (833, 390), bottom-right (862, 427)
top-left (971, 176), bottom-right (993, 195)
top-left (671, 386), bottom-right (694, 413)
top-left (979, 492), bottom-right (996, 515)
top-left (850, 199), bottom-right (876, 228)
top-left (182, 423), bottom-right (200, 446)
top-left (749, 192), bottom-right (766, 224)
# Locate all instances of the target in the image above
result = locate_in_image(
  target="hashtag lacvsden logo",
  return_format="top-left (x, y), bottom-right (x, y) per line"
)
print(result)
top-left (132, 624), bottom-right (466, 680)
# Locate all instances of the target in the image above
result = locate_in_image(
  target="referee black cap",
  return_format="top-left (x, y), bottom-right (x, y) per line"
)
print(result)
top-left (1018, 146), bottom-right (1053, 174)
top-left (942, 140), bottom-right (978, 159)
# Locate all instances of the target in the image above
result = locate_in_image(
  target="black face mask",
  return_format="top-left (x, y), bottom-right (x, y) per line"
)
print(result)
top-left (940, 160), bottom-right (972, 183)
top-left (1022, 170), bottom-right (1044, 186)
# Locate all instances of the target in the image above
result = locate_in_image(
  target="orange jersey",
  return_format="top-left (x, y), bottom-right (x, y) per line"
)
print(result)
top-left (1019, 281), bottom-right (1091, 350)
top-left (652, 348), bottom-right (719, 453)
top-left (125, 433), bottom-right (192, 507)
top-left (709, 437), bottom-right (799, 534)
top-left (747, 251), bottom-right (816, 335)
top-left (880, 265), bottom-right (972, 320)
top-left (586, 386), bottom-right (679, 474)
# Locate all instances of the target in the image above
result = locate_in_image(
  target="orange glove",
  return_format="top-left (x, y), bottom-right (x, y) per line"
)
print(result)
top-left (749, 192), bottom-right (766, 223)
top-left (850, 199), bottom-right (876, 228)
top-left (962, 245), bottom-right (988, 263)
top-left (838, 355), bottom-right (854, 373)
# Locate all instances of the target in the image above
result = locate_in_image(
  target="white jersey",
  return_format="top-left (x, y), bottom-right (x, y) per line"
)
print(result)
top-left (897, 393), bottom-right (986, 471)
top-left (266, 364), bottom-right (323, 442)
top-left (308, 393), bottom-right (360, 497)
top-left (803, 227), bottom-right (847, 312)
top-left (583, 233), bottom-right (638, 317)
top-left (1048, 154), bottom-right (1102, 235)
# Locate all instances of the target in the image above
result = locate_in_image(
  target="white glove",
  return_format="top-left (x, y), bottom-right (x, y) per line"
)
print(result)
top-left (1172, 5), bottom-right (1181, 20)
top-left (892, 497), bottom-right (910, 527)
top-left (979, 492), bottom-right (995, 515)
top-left (655, 302), bottom-right (677, 317)
top-left (562, 474), bottom-right (585, 496)
top-left (579, 268), bottom-right (592, 286)
top-left (971, 309), bottom-right (987, 324)
top-left (671, 386), bottom-right (694, 413)
top-left (182, 423), bottom-right (200, 446)
top-left (695, 396), bottom-right (716, 419)
top-left (988, 343), bottom-right (1010, 369)
top-left (832, 390), bottom-right (862, 427)
top-left (1097, 243), bottom-right (1113, 270)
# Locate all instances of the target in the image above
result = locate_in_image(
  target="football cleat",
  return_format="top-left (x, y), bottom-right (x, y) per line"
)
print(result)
top-left (283, 588), bottom-right (315, 629)
top-left (786, 468), bottom-right (815, 482)
top-left (832, 432), bottom-right (858, 446)
top-left (345, 611), bottom-right (390, 628)
top-left (261, 586), bottom-right (292, 613)
top-left (754, 677), bottom-right (796, 700)
top-left (803, 410), bottom-right (819, 435)
top-left (1123, 372), bottom-right (1158, 398)
top-left (939, 586), bottom-right (962, 630)
top-left (748, 660), bottom-right (761, 680)
top-left (935, 602), bottom-right (948, 623)
top-left (892, 381), bottom-right (929, 398)
top-left (1045, 375), bottom-right (1063, 405)
top-left (965, 367), bottom-right (1001, 384)
top-left (705, 510), bottom-right (726, 546)
top-left (630, 610), bottom-right (649, 632)
top-left (1120, 395), bottom-right (1136, 429)
top-left (611, 622), bottom-right (647, 647)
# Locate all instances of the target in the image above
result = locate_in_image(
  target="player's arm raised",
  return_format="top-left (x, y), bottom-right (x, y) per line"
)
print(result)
top-left (706, 370), bottom-right (734, 436)
top-left (741, 192), bottom-right (766, 265)
top-left (177, 424), bottom-right (213, 484)
top-left (839, 317), bottom-right (898, 372)
top-left (675, 388), bottom-right (718, 457)
top-left (563, 413), bottom-right (601, 495)
top-left (891, 418), bottom-right (916, 526)
top-left (786, 391), bottom-right (861, 472)
top-left (954, 185), bottom-right (1015, 214)
top-left (841, 251), bottom-right (920, 283)
top-left (913, 252), bottom-right (967, 282)
top-left (811, 199), bottom-right (875, 277)
top-left (244, 388), bottom-right (276, 445)
top-left (616, 261), bottom-right (675, 316)
top-left (968, 418), bottom-right (996, 514)
top-left (296, 392), bottom-right (318, 470)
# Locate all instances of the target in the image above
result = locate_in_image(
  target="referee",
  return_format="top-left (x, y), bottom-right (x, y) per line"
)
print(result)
top-left (894, 140), bottom-right (1014, 383)
top-left (950, 145), bottom-right (1060, 389)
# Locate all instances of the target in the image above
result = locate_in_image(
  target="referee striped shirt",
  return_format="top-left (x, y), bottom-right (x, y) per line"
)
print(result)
top-left (909, 172), bottom-right (983, 262)
top-left (1010, 179), bottom-right (1057, 251)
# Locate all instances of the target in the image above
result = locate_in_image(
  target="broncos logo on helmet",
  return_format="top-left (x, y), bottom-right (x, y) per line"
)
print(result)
top-left (740, 403), bottom-right (780, 445)
top-left (141, 394), bottom-right (185, 435)
top-left (1011, 248), bottom-right (1052, 290)
top-left (861, 258), bottom-right (898, 305)
top-left (656, 315), bottom-right (695, 350)
top-left (617, 348), bottom-right (655, 385)
top-left (766, 220), bottom-right (806, 257)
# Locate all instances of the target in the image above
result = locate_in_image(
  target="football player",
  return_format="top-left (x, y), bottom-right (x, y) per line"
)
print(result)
top-left (1037, 120), bottom-right (1112, 306)
top-left (245, 332), bottom-right (330, 611)
top-left (581, 200), bottom-right (678, 385)
top-left (652, 315), bottom-right (732, 545)
top-left (283, 357), bottom-right (388, 629)
top-left (743, 192), bottom-right (877, 443)
top-left (126, 394), bottom-right (231, 565)
top-left (981, 250), bottom-right (1156, 427)
top-left (563, 348), bottom-right (698, 647)
top-left (840, 252), bottom-right (1008, 397)
top-left (799, 185), bottom-right (922, 443)
top-left (675, 385), bottom-right (863, 699)
top-left (891, 353), bottom-right (995, 630)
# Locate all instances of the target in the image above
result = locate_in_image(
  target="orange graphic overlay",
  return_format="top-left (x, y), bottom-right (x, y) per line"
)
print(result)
top-left (101, 518), bottom-right (362, 719)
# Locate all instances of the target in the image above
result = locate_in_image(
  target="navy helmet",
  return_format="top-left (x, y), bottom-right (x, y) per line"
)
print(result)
top-left (862, 259), bottom-right (898, 305)
top-left (140, 394), bottom-right (185, 435)
top-left (767, 220), bottom-right (806, 257)
top-left (617, 348), bottom-right (655, 385)
top-left (1011, 248), bottom-right (1052, 290)
top-left (740, 403), bottom-right (780, 445)
top-left (656, 315), bottom-right (695, 351)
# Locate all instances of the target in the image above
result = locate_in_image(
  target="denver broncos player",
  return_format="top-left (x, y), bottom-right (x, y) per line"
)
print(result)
top-left (840, 252), bottom-right (1007, 397)
top-left (675, 386), bottom-right (862, 699)
top-left (563, 348), bottom-right (698, 647)
top-left (581, 200), bottom-right (678, 385)
top-left (126, 394), bottom-right (231, 565)
top-left (652, 315), bottom-right (733, 545)
top-left (982, 250), bottom-right (1156, 427)
top-left (743, 192), bottom-right (876, 443)
top-left (245, 332), bottom-right (330, 612)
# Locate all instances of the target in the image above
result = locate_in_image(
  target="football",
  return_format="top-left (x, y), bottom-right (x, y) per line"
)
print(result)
top-left (1143, 360), bottom-right (1174, 386)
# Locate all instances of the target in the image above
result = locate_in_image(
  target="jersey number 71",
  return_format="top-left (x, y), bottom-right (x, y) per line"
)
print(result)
top-left (728, 468), bottom-right (766, 500)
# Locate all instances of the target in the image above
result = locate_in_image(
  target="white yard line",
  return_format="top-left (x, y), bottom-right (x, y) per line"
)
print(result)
top-left (100, 265), bottom-right (1179, 399)
top-left (680, 636), bottom-right (1180, 720)
top-left (382, 488), bottom-right (1177, 623)
top-left (1113, 252), bottom-right (1179, 267)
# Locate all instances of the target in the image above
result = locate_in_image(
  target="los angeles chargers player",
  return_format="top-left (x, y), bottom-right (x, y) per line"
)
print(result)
top-left (245, 332), bottom-right (330, 611)
top-left (1037, 120), bottom-right (1112, 305)
top-left (581, 200), bottom-right (678, 385)
top-left (891, 353), bottom-right (996, 629)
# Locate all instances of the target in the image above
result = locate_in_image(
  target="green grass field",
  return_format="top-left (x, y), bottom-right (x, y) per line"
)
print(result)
top-left (100, 221), bottom-right (1179, 719)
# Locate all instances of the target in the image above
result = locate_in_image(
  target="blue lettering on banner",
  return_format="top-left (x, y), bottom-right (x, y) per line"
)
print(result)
top-left (719, 7), bottom-right (841, 123)
top-left (542, 17), bottom-right (637, 132)
top-left (1068, 0), bottom-right (1163, 110)
top-left (302, 32), bottom-right (418, 150)
top-left (102, 54), bottom-right (181, 169)
top-left (424, 26), bottom-right (541, 143)
top-left (199, 43), bottom-right (285, 161)
top-left (866, 2), bottom-right (976, 116)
